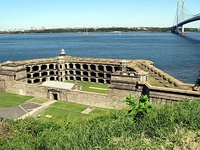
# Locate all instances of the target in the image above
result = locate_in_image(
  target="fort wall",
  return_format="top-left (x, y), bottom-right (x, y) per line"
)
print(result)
top-left (0, 79), bottom-right (5, 92)
top-left (142, 83), bottom-right (200, 104)
top-left (25, 57), bottom-right (122, 84)
top-left (4, 81), bottom-right (47, 99)
top-left (0, 52), bottom-right (199, 108)
top-left (65, 91), bottom-right (112, 108)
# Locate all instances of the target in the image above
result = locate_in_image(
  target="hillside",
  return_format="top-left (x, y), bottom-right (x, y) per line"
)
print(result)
top-left (0, 100), bottom-right (200, 149)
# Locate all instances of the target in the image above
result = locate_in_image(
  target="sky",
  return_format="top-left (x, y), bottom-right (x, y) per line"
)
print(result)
top-left (0, 0), bottom-right (199, 31)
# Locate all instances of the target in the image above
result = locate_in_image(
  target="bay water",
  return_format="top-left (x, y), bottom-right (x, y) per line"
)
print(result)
top-left (0, 33), bottom-right (199, 83)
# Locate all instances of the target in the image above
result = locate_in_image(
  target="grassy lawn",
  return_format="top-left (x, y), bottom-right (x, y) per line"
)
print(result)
top-left (29, 98), bottom-right (47, 104)
top-left (0, 92), bottom-right (34, 108)
top-left (38, 101), bottom-right (111, 123)
top-left (148, 75), bottom-right (169, 87)
top-left (65, 80), bottom-right (109, 94)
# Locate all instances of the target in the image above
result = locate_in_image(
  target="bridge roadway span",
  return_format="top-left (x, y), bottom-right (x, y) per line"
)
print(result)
top-left (172, 14), bottom-right (200, 33)
top-left (176, 14), bottom-right (200, 27)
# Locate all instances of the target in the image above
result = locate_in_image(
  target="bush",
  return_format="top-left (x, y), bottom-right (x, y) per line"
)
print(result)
top-left (123, 94), bottom-right (152, 119)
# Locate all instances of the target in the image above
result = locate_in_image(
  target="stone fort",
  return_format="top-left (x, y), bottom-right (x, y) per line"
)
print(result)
top-left (0, 49), bottom-right (199, 108)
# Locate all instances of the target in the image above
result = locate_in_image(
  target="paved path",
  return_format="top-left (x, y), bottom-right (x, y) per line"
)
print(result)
top-left (0, 100), bottom-right (57, 120)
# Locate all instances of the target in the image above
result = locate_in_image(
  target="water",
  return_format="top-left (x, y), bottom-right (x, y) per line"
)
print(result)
top-left (0, 33), bottom-right (199, 83)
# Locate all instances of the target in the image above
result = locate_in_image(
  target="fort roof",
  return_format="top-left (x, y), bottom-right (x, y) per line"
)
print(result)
top-left (41, 81), bottom-right (75, 90)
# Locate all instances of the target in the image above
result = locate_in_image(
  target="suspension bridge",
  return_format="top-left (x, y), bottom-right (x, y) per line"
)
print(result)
top-left (171, 0), bottom-right (200, 34)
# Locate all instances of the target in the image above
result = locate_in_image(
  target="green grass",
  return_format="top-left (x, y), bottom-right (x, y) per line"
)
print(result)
top-left (148, 75), bottom-right (169, 87)
top-left (29, 98), bottom-right (47, 104)
top-left (38, 101), bottom-right (111, 123)
top-left (65, 80), bottom-right (109, 94)
top-left (0, 92), bottom-right (34, 108)
top-left (0, 100), bottom-right (200, 149)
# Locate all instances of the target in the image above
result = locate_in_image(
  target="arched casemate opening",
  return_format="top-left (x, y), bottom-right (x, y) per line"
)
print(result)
top-left (76, 77), bottom-right (81, 81)
top-left (83, 71), bottom-right (88, 76)
top-left (114, 66), bottom-right (120, 72)
top-left (98, 79), bottom-right (104, 84)
top-left (41, 65), bottom-right (47, 70)
top-left (90, 64), bottom-right (96, 70)
top-left (106, 74), bottom-right (111, 78)
top-left (33, 73), bottom-right (39, 78)
top-left (76, 71), bottom-right (81, 75)
top-left (27, 74), bottom-right (31, 78)
top-left (91, 72), bottom-right (96, 77)
top-left (98, 72), bottom-right (104, 78)
top-left (49, 64), bottom-right (54, 69)
top-left (42, 72), bottom-right (47, 76)
top-left (69, 71), bottom-right (73, 75)
top-left (83, 78), bottom-right (89, 82)
top-left (106, 66), bottom-right (112, 72)
top-left (42, 78), bottom-right (46, 82)
top-left (27, 80), bottom-right (32, 84)
top-left (75, 64), bottom-right (81, 69)
top-left (33, 78), bottom-right (40, 83)
top-left (83, 64), bottom-right (88, 70)
top-left (33, 66), bottom-right (39, 72)
top-left (26, 67), bottom-right (31, 72)
top-left (70, 76), bottom-right (74, 80)
top-left (91, 78), bottom-right (96, 83)
top-left (106, 80), bottom-right (111, 84)
top-left (69, 63), bottom-right (73, 69)
top-left (50, 77), bottom-right (55, 81)
top-left (98, 65), bottom-right (104, 71)
top-left (50, 71), bottom-right (54, 75)
top-left (59, 65), bottom-right (63, 69)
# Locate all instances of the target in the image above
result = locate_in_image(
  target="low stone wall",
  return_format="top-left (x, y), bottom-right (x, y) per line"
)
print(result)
top-left (66, 91), bottom-right (113, 108)
top-left (144, 83), bottom-right (200, 104)
top-left (3, 79), bottom-right (200, 109)
top-left (3, 80), bottom-right (128, 108)
top-left (141, 62), bottom-right (184, 87)
top-left (109, 88), bottom-right (141, 105)
top-left (5, 81), bottom-right (47, 99)
top-left (15, 57), bottom-right (56, 65)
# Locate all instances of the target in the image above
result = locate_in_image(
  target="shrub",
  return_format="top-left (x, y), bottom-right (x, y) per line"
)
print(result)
top-left (123, 94), bottom-right (152, 119)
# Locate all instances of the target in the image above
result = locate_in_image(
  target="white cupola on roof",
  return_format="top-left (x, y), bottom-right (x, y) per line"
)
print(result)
top-left (60, 48), bottom-right (66, 57)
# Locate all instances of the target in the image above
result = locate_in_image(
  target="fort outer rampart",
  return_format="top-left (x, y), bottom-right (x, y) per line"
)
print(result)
top-left (0, 52), bottom-right (200, 108)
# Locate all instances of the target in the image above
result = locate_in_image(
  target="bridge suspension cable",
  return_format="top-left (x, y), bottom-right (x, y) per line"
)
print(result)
top-left (172, 0), bottom-right (200, 33)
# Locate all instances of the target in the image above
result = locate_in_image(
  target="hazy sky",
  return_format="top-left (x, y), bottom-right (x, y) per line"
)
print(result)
top-left (0, 0), bottom-right (199, 30)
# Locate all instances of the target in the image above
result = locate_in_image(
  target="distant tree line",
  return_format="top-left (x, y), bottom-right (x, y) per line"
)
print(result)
top-left (0, 27), bottom-right (199, 34)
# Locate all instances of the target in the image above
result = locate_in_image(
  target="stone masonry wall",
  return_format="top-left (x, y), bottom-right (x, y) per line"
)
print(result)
top-left (0, 79), bottom-right (5, 92)
top-left (4, 81), bottom-right (47, 99)
top-left (143, 83), bottom-right (200, 104)
top-left (65, 91), bottom-right (113, 108)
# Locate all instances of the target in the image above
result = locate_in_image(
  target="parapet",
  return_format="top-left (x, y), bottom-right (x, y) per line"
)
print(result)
top-left (1, 61), bottom-right (26, 71)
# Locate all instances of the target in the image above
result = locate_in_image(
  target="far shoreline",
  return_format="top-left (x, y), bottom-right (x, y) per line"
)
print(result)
top-left (0, 27), bottom-right (199, 34)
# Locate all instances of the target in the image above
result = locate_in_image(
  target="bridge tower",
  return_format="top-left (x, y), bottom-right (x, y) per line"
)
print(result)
top-left (173, 0), bottom-right (185, 33)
